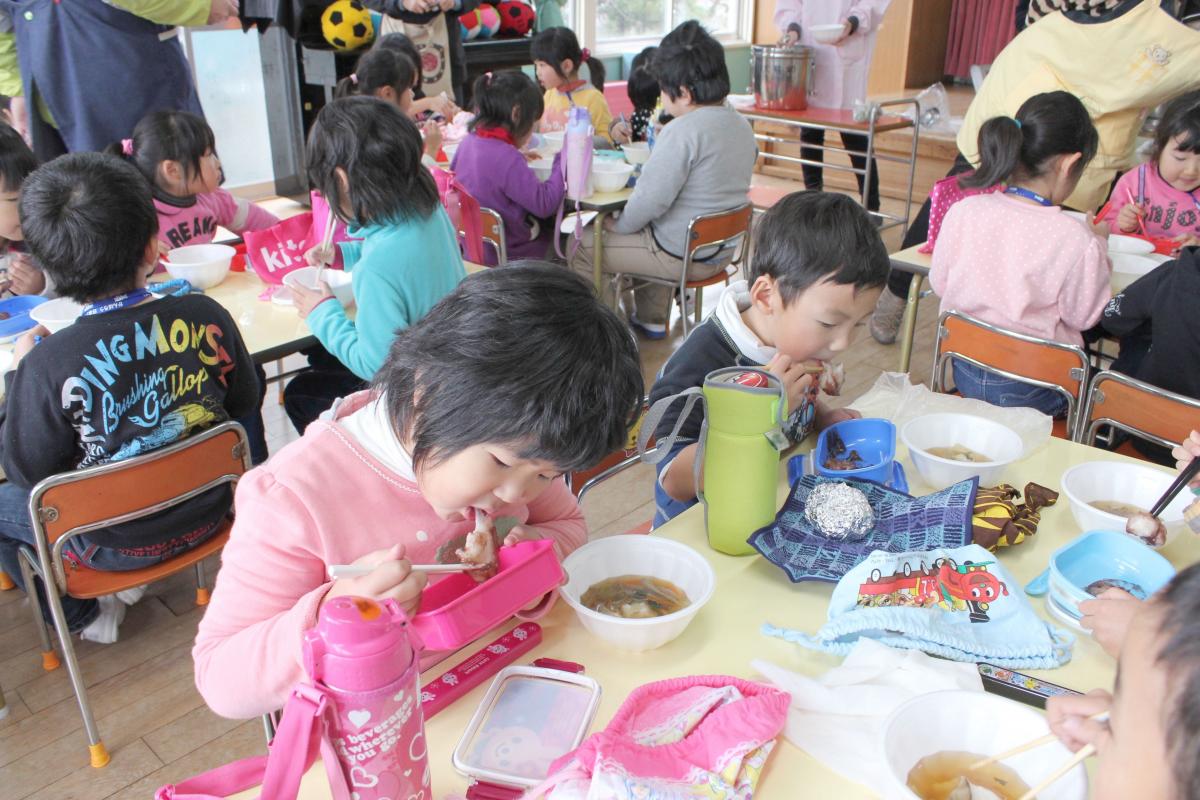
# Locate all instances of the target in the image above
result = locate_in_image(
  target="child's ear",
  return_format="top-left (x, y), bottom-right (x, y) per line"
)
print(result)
top-left (376, 85), bottom-right (396, 104)
top-left (159, 159), bottom-right (183, 188)
top-left (560, 58), bottom-right (575, 77)
top-left (748, 275), bottom-right (778, 315)
top-left (677, 86), bottom-right (694, 107)
top-left (334, 167), bottom-right (353, 220)
top-left (141, 237), bottom-right (160, 279)
top-left (1057, 152), bottom-right (1083, 181)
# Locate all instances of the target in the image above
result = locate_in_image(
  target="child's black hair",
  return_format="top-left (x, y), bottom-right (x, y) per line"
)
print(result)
top-left (531, 27), bottom-right (606, 90)
top-left (627, 64), bottom-right (659, 113)
top-left (374, 32), bottom-right (425, 99)
top-left (470, 71), bottom-right (544, 141)
top-left (377, 262), bottom-right (644, 474)
top-left (959, 91), bottom-right (1098, 190)
top-left (630, 45), bottom-right (656, 74)
top-left (106, 110), bottom-right (216, 189)
top-left (19, 153), bottom-right (158, 303)
top-left (335, 47), bottom-right (418, 102)
top-left (654, 21), bottom-right (729, 106)
top-left (306, 96), bottom-right (438, 227)
top-left (1154, 562), bottom-right (1200, 799)
top-left (750, 191), bottom-right (889, 305)
top-left (1151, 88), bottom-right (1200, 164)
top-left (0, 124), bottom-right (37, 193)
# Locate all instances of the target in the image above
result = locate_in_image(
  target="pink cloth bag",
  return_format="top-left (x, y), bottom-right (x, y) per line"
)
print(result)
top-left (920, 171), bottom-right (1003, 254)
top-left (525, 676), bottom-right (790, 799)
top-left (243, 191), bottom-right (353, 284)
top-left (431, 167), bottom-right (486, 265)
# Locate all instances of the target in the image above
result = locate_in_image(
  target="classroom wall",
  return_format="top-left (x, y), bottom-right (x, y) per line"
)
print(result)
top-left (603, 46), bottom-right (751, 93)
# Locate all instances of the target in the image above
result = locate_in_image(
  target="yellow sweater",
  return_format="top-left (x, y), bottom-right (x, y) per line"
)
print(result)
top-left (957, 1), bottom-right (1200, 211)
top-left (541, 84), bottom-right (614, 144)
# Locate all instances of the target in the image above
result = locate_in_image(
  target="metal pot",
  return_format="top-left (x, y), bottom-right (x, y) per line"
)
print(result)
top-left (751, 44), bottom-right (814, 111)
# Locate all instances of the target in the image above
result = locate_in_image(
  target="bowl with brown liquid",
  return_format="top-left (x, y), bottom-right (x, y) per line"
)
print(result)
top-left (1061, 460), bottom-right (1193, 546)
top-left (901, 413), bottom-right (1024, 490)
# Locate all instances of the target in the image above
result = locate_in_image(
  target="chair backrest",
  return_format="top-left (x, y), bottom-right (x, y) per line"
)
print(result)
top-left (1078, 370), bottom-right (1200, 450)
top-left (933, 310), bottom-right (1089, 437)
top-left (479, 207), bottom-right (507, 266)
top-left (684, 204), bottom-right (754, 271)
top-left (602, 80), bottom-right (634, 119)
top-left (30, 422), bottom-right (251, 558)
top-left (569, 398), bottom-right (653, 502)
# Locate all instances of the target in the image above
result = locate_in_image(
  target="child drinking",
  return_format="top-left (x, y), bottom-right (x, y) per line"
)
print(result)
top-left (452, 71), bottom-right (564, 264)
top-left (113, 111), bottom-right (279, 251)
top-left (0, 124), bottom-right (48, 297)
top-left (1100, 89), bottom-right (1200, 251)
top-left (283, 97), bottom-right (465, 433)
top-left (193, 264), bottom-right (644, 718)
top-left (531, 27), bottom-right (613, 144)
top-left (571, 21), bottom-right (757, 339)
top-left (649, 191), bottom-right (886, 525)
top-left (335, 47), bottom-right (443, 164)
top-left (0, 153), bottom-right (260, 644)
top-left (930, 91), bottom-right (1110, 417)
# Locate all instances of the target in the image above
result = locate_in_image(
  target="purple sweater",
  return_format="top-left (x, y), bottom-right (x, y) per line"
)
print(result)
top-left (451, 134), bottom-right (565, 264)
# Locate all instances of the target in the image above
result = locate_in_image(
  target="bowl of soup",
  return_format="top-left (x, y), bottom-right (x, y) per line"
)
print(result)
top-left (560, 535), bottom-right (715, 652)
top-left (1060, 460), bottom-right (1192, 545)
top-left (901, 413), bottom-right (1023, 490)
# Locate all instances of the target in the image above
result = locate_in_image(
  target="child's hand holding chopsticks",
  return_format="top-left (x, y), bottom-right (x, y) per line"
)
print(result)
top-left (1046, 690), bottom-right (1112, 753)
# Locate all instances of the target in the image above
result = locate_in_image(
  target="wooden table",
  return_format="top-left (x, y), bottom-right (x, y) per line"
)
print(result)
top-left (738, 101), bottom-right (920, 235)
top-left (230, 435), bottom-right (1200, 799)
top-left (888, 244), bottom-right (1174, 375)
top-left (575, 188), bottom-right (633, 293)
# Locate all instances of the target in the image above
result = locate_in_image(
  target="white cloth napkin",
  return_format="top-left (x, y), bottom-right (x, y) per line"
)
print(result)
top-left (752, 639), bottom-right (984, 794)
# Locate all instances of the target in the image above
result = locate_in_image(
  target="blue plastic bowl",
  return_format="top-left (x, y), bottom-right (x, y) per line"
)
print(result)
top-left (814, 418), bottom-right (896, 485)
top-left (1049, 530), bottom-right (1176, 615)
top-left (0, 294), bottom-right (47, 340)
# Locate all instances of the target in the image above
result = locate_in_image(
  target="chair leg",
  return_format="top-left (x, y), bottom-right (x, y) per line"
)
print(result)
top-left (0, 570), bottom-right (13, 590)
top-left (693, 287), bottom-right (704, 327)
top-left (276, 359), bottom-right (285, 405)
top-left (262, 711), bottom-right (279, 745)
top-left (195, 560), bottom-right (211, 606)
top-left (17, 549), bottom-right (60, 671)
top-left (41, 585), bottom-right (109, 767)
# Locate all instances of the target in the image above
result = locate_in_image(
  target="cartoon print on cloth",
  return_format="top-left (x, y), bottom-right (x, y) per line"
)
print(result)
top-left (1131, 43), bottom-right (1171, 83)
top-left (763, 544), bottom-right (1074, 669)
top-left (855, 555), bottom-right (1008, 623)
top-left (784, 380), bottom-right (819, 443)
top-left (63, 312), bottom-right (239, 468)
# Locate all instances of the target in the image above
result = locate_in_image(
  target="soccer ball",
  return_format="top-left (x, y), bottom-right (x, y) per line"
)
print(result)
top-left (322, 0), bottom-right (375, 51)
top-left (497, 0), bottom-right (536, 36)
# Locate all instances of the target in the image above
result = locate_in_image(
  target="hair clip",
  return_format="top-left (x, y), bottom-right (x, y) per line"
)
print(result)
top-left (121, 138), bottom-right (134, 156)
top-left (350, 73), bottom-right (359, 85)
top-left (485, 71), bottom-right (493, 83)
top-left (1012, 117), bottom-right (1022, 129)
top-left (580, 47), bottom-right (590, 60)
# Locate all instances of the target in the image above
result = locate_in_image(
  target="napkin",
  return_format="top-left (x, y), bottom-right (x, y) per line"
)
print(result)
top-left (751, 640), bottom-right (983, 794)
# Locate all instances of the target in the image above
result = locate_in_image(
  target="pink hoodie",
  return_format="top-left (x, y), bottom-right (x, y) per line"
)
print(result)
top-left (192, 392), bottom-right (587, 719)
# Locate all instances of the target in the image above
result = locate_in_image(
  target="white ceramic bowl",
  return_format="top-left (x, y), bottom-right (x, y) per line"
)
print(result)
top-left (591, 160), bottom-right (634, 193)
top-left (809, 23), bottom-right (846, 43)
top-left (282, 266), bottom-right (355, 307)
top-left (560, 535), bottom-right (715, 652)
top-left (530, 157), bottom-right (555, 182)
top-left (1061, 460), bottom-right (1192, 545)
top-left (901, 413), bottom-right (1024, 490)
top-left (1110, 252), bottom-right (1159, 278)
top-left (30, 297), bottom-right (84, 334)
top-left (1108, 233), bottom-right (1155, 255)
top-left (163, 243), bottom-right (235, 290)
top-left (620, 142), bottom-right (650, 165)
top-left (540, 130), bottom-right (565, 154)
top-left (881, 690), bottom-right (1088, 800)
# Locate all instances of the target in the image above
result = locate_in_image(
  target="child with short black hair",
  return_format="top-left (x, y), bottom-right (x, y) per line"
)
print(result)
top-left (452, 71), bottom-right (564, 264)
top-left (335, 47), bottom-right (443, 163)
top-left (0, 123), bottom-right (46, 297)
top-left (613, 46), bottom-right (660, 144)
top-left (283, 97), bottom-right (465, 433)
top-left (648, 191), bottom-right (887, 525)
top-left (194, 263), bottom-right (644, 718)
top-left (572, 20), bottom-right (758, 338)
top-left (532, 27), bottom-right (613, 143)
top-left (111, 111), bottom-right (279, 251)
top-left (0, 153), bottom-right (259, 644)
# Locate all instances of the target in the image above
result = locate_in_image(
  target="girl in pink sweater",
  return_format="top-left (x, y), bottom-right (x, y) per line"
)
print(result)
top-left (193, 264), bottom-right (643, 719)
top-left (930, 91), bottom-right (1110, 417)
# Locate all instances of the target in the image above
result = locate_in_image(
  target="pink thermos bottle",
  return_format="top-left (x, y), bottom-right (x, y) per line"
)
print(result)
top-left (303, 596), bottom-right (430, 800)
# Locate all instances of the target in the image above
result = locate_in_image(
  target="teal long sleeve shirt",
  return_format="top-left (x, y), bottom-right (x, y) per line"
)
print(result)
top-left (307, 207), bottom-right (466, 381)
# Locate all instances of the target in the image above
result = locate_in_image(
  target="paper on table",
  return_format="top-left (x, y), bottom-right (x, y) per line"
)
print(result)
top-left (752, 639), bottom-right (983, 794)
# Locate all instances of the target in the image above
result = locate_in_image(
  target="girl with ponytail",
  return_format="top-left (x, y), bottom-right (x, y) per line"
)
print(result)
top-left (531, 27), bottom-right (614, 144)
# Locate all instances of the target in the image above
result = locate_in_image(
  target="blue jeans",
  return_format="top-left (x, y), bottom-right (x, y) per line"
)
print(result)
top-left (951, 359), bottom-right (1068, 417)
top-left (0, 482), bottom-right (219, 633)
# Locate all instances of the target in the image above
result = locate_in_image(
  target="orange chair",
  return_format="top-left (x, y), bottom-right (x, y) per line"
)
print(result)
top-left (0, 570), bottom-right (13, 590)
top-left (567, 399), bottom-right (656, 535)
top-left (612, 204), bottom-right (753, 337)
top-left (1077, 370), bottom-right (1200, 456)
top-left (14, 422), bottom-right (251, 767)
top-left (932, 310), bottom-right (1090, 440)
top-left (460, 207), bottom-right (508, 267)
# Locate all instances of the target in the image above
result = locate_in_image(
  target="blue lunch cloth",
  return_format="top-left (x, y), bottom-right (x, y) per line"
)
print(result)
top-left (764, 544), bottom-right (1073, 670)
top-left (748, 475), bottom-right (978, 583)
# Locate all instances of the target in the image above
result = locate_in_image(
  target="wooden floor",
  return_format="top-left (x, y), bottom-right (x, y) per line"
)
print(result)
top-left (0, 181), bottom-right (941, 799)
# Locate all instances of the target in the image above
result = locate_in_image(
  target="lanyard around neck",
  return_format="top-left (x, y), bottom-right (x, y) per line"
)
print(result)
top-left (1004, 186), bottom-right (1054, 207)
top-left (80, 288), bottom-right (152, 317)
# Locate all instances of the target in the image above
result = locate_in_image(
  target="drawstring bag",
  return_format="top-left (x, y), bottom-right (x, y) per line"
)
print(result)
top-left (524, 676), bottom-right (789, 799)
top-left (919, 172), bottom-right (1002, 254)
top-left (243, 191), bottom-right (353, 284)
top-left (764, 544), bottom-right (1073, 670)
top-left (430, 166), bottom-right (486, 265)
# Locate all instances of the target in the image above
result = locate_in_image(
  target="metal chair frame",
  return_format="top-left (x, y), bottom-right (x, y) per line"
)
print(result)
top-left (1077, 370), bottom-right (1200, 452)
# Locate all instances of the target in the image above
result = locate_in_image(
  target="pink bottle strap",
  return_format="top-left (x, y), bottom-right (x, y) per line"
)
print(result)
top-left (155, 685), bottom-right (352, 800)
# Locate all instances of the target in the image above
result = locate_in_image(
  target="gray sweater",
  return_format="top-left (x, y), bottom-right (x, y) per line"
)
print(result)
top-left (612, 103), bottom-right (758, 258)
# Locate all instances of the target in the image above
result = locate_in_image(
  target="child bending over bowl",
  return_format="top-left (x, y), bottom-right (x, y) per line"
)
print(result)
top-left (647, 191), bottom-right (888, 526)
top-left (0, 124), bottom-right (50, 297)
top-left (193, 264), bottom-right (643, 719)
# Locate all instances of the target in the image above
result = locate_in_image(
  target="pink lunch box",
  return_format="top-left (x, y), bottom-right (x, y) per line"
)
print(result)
top-left (409, 539), bottom-right (564, 653)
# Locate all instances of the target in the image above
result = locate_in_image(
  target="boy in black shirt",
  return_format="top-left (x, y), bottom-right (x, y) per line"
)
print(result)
top-left (0, 153), bottom-right (259, 643)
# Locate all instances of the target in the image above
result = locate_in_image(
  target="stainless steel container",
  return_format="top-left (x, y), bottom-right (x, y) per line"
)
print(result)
top-left (751, 44), bottom-right (814, 111)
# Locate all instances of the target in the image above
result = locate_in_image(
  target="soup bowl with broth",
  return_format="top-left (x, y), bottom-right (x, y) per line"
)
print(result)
top-left (1061, 461), bottom-right (1192, 546)
top-left (901, 413), bottom-right (1023, 490)
top-left (560, 535), bottom-right (714, 652)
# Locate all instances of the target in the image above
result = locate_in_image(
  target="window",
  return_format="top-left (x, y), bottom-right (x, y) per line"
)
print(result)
top-left (573, 0), bottom-right (749, 55)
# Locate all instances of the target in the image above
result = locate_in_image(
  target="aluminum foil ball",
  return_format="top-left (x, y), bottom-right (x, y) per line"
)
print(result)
top-left (805, 482), bottom-right (874, 541)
